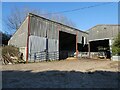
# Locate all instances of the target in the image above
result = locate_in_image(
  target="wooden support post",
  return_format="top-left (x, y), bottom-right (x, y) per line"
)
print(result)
top-left (76, 32), bottom-right (78, 58)
top-left (88, 42), bottom-right (91, 58)
top-left (109, 39), bottom-right (112, 60)
top-left (26, 14), bottom-right (30, 63)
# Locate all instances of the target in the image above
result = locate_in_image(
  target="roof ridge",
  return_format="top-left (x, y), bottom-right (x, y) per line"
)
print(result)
top-left (88, 24), bottom-right (120, 30)
top-left (29, 13), bottom-right (88, 34)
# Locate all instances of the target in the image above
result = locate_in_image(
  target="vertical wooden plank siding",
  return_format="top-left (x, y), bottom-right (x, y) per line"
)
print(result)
top-left (58, 25), bottom-right (60, 52)
top-left (57, 24), bottom-right (61, 60)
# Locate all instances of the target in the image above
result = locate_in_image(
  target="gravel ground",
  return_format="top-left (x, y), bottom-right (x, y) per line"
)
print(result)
top-left (2, 58), bottom-right (120, 88)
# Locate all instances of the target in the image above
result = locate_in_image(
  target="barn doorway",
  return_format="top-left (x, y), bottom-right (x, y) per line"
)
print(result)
top-left (59, 31), bottom-right (76, 60)
top-left (90, 39), bottom-right (111, 59)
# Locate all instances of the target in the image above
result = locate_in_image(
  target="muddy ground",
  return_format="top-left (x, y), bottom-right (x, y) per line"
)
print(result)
top-left (2, 58), bottom-right (120, 88)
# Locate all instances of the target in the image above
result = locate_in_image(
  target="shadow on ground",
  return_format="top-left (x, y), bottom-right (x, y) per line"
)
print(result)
top-left (2, 70), bottom-right (120, 88)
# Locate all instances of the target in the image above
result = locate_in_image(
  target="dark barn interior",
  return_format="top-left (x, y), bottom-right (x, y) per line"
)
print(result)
top-left (77, 44), bottom-right (88, 52)
top-left (59, 31), bottom-right (76, 60)
top-left (90, 39), bottom-right (111, 59)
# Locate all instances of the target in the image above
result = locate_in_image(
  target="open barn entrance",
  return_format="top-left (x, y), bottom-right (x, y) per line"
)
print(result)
top-left (59, 31), bottom-right (76, 60)
top-left (90, 39), bottom-right (111, 59)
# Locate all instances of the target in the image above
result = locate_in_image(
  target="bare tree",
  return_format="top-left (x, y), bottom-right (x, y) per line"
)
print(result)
top-left (5, 6), bottom-right (76, 32)
top-left (5, 6), bottom-right (40, 31)
top-left (50, 13), bottom-right (76, 27)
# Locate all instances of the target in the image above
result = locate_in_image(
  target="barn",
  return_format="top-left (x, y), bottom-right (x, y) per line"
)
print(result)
top-left (8, 13), bottom-right (120, 62)
top-left (88, 24), bottom-right (120, 60)
top-left (8, 13), bottom-right (88, 62)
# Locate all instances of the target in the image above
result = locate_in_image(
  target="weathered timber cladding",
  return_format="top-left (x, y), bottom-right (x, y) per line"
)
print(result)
top-left (30, 15), bottom-right (59, 40)
top-left (29, 14), bottom-right (88, 42)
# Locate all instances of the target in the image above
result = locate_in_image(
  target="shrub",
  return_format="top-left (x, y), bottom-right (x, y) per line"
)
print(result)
top-left (112, 32), bottom-right (120, 55)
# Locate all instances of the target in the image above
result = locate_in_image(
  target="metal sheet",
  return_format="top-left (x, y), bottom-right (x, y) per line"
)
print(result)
top-left (48, 39), bottom-right (59, 60)
top-left (29, 35), bottom-right (59, 61)
top-left (48, 39), bottom-right (58, 52)
top-left (88, 25), bottom-right (119, 41)
top-left (29, 35), bottom-right (46, 54)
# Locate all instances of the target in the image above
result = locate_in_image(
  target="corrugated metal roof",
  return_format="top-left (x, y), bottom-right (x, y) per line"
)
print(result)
top-left (88, 24), bottom-right (120, 31)
top-left (88, 24), bottom-right (119, 41)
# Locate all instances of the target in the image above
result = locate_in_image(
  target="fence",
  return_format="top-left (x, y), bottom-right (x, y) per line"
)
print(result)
top-left (29, 51), bottom-right (59, 62)
top-left (29, 51), bottom-right (107, 62)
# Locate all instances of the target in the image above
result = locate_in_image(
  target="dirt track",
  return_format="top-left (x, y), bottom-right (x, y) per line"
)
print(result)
top-left (2, 58), bottom-right (120, 88)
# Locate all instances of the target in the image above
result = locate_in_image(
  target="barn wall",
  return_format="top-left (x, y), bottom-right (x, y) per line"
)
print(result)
top-left (29, 36), bottom-right (59, 53)
top-left (78, 31), bottom-right (88, 44)
top-left (29, 15), bottom-right (60, 60)
top-left (19, 47), bottom-right (27, 61)
top-left (8, 17), bottom-right (28, 47)
top-left (29, 14), bottom-right (89, 60)
top-left (29, 35), bottom-right (46, 54)
top-left (88, 25), bottom-right (119, 41)
top-left (48, 39), bottom-right (58, 52)
top-left (29, 14), bottom-right (88, 41)
top-left (48, 39), bottom-right (59, 60)
top-left (59, 26), bottom-right (76, 35)
top-left (29, 14), bottom-right (88, 60)
top-left (30, 16), bottom-right (58, 40)
top-left (28, 35), bottom-right (46, 60)
top-left (28, 35), bottom-right (59, 61)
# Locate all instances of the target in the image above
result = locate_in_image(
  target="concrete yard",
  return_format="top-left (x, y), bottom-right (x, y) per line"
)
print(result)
top-left (2, 58), bottom-right (120, 88)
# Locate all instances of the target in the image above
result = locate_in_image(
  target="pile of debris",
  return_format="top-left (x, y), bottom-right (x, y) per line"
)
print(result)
top-left (1, 45), bottom-right (25, 65)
